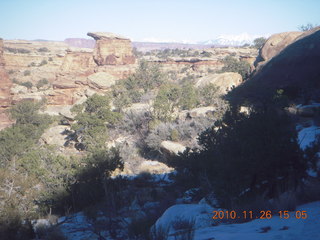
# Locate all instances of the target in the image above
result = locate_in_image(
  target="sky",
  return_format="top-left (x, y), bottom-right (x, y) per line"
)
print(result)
top-left (1, 0), bottom-right (319, 42)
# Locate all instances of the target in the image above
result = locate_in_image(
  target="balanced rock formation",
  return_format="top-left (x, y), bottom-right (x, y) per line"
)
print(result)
top-left (88, 32), bottom-right (135, 66)
top-left (195, 72), bottom-right (242, 94)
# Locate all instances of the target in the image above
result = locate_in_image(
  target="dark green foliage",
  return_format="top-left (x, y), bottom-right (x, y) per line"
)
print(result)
top-left (23, 70), bottom-right (31, 76)
top-left (170, 108), bottom-right (307, 208)
top-left (71, 94), bottom-right (121, 151)
top-left (0, 100), bottom-right (53, 164)
top-left (4, 47), bottom-right (30, 54)
top-left (71, 148), bottom-right (123, 210)
top-left (126, 60), bottom-right (166, 92)
top-left (37, 47), bottom-right (50, 52)
top-left (219, 56), bottom-right (250, 80)
top-left (179, 82), bottom-right (199, 110)
top-left (253, 37), bottom-right (267, 49)
top-left (19, 81), bottom-right (33, 89)
top-left (39, 59), bottom-right (48, 66)
top-left (36, 78), bottom-right (49, 89)
top-left (153, 83), bottom-right (181, 122)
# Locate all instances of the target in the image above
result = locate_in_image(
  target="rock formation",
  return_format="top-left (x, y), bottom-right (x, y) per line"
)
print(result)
top-left (88, 32), bottom-right (135, 66)
top-left (0, 38), bottom-right (13, 129)
top-left (195, 72), bottom-right (242, 93)
top-left (229, 27), bottom-right (320, 105)
top-left (256, 31), bottom-right (303, 66)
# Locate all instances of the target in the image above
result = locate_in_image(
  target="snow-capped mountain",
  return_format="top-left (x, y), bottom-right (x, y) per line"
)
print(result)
top-left (201, 33), bottom-right (269, 46)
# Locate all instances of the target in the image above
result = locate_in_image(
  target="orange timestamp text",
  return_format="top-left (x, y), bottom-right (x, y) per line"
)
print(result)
top-left (212, 210), bottom-right (308, 220)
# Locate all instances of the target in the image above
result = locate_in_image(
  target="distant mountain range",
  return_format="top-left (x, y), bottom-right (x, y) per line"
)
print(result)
top-left (200, 33), bottom-right (269, 46)
top-left (64, 33), bottom-right (269, 50)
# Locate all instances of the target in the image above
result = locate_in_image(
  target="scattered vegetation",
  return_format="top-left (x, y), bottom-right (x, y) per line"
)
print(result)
top-left (298, 23), bottom-right (318, 31)
top-left (23, 70), bottom-right (31, 76)
top-left (4, 47), bottom-right (30, 54)
top-left (253, 37), bottom-right (267, 49)
top-left (219, 56), bottom-right (250, 80)
top-left (36, 78), bottom-right (49, 89)
top-left (39, 59), bottom-right (48, 66)
top-left (37, 47), bottom-right (50, 52)
top-left (170, 107), bottom-right (309, 209)
top-left (71, 94), bottom-right (122, 151)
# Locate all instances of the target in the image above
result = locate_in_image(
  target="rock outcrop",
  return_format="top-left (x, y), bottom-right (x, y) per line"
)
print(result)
top-left (87, 72), bottom-right (117, 89)
top-left (160, 141), bottom-right (186, 156)
top-left (0, 38), bottom-right (13, 129)
top-left (88, 32), bottom-right (135, 66)
top-left (257, 31), bottom-right (303, 65)
top-left (195, 72), bottom-right (242, 93)
top-left (229, 27), bottom-right (320, 105)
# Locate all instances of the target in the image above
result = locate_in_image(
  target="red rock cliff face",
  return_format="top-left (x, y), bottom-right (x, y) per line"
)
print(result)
top-left (88, 32), bottom-right (135, 66)
top-left (0, 39), bottom-right (13, 129)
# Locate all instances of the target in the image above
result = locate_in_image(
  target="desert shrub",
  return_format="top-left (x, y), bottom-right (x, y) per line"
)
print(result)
top-left (23, 70), bottom-right (31, 76)
top-left (71, 94), bottom-right (122, 151)
top-left (37, 47), bottom-right (50, 52)
top-left (36, 78), bottom-right (49, 89)
top-left (39, 59), bottom-right (48, 66)
top-left (48, 57), bottom-right (53, 61)
top-left (28, 62), bottom-right (36, 67)
top-left (0, 100), bottom-right (53, 164)
top-left (298, 23), bottom-right (318, 31)
top-left (170, 128), bottom-right (180, 142)
top-left (179, 82), bottom-right (199, 110)
top-left (124, 60), bottom-right (166, 92)
top-left (172, 217), bottom-right (195, 240)
top-left (8, 70), bottom-right (15, 74)
top-left (71, 148), bottom-right (123, 210)
top-left (19, 81), bottom-right (33, 89)
top-left (170, 108), bottom-right (308, 209)
top-left (253, 37), bottom-right (267, 49)
top-left (201, 51), bottom-right (212, 57)
top-left (5, 47), bottom-right (30, 54)
top-left (152, 83), bottom-right (181, 122)
top-left (219, 56), bottom-right (250, 80)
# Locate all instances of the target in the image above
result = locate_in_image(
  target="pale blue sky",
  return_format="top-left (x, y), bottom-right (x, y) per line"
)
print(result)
top-left (1, 0), bottom-right (319, 41)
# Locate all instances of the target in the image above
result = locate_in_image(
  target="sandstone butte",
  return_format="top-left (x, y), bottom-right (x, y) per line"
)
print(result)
top-left (87, 32), bottom-right (135, 66)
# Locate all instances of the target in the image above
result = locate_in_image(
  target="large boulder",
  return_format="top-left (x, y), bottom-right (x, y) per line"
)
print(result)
top-left (260, 32), bottom-right (303, 62)
top-left (87, 71), bottom-right (117, 89)
top-left (87, 32), bottom-right (135, 66)
top-left (229, 27), bottom-right (320, 105)
top-left (40, 125), bottom-right (69, 147)
top-left (160, 140), bottom-right (186, 156)
top-left (195, 72), bottom-right (242, 94)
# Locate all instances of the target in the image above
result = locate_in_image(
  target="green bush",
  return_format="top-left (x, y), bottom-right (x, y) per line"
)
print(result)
top-left (23, 70), bottom-right (31, 76)
top-left (179, 82), bottom-right (199, 110)
top-left (19, 81), bottom-right (33, 89)
top-left (219, 56), bottom-right (250, 80)
top-left (37, 47), bottom-right (50, 52)
top-left (253, 37), bottom-right (267, 49)
top-left (39, 60), bottom-right (48, 66)
top-left (71, 94), bottom-right (122, 151)
top-left (153, 83), bottom-right (181, 122)
top-left (36, 78), bottom-right (49, 89)
top-left (170, 108), bottom-right (308, 209)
